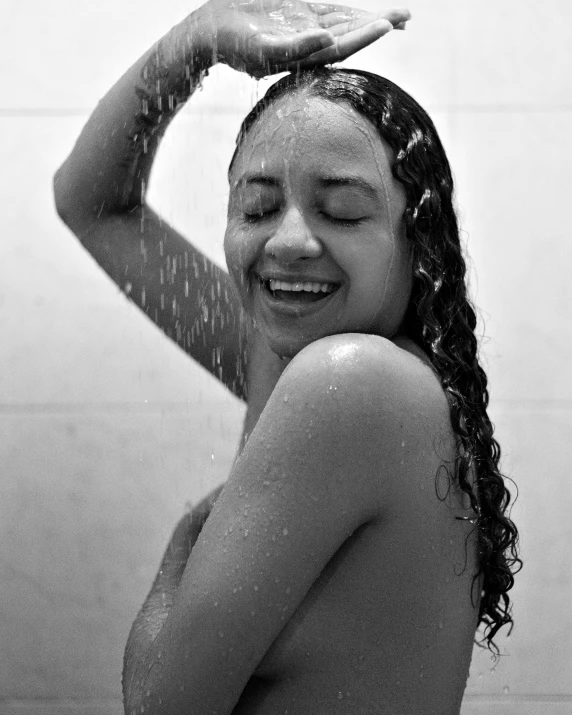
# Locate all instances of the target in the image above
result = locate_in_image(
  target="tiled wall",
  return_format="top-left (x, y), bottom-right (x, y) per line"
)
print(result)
top-left (1, 1), bottom-right (571, 713)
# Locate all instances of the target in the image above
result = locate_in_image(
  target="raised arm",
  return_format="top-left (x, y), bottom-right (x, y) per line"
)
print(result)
top-left (53, 1), bottom-right (409, 403)
top-left (53, 13), bottom-right (251, 398)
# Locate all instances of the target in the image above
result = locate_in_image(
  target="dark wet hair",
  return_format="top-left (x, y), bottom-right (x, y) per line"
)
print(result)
top-left (230, 67), bottom-right (521, 653)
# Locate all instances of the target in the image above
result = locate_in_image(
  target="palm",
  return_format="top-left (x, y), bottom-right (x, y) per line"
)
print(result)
top-left (199, 0), bottom-right (410, 77)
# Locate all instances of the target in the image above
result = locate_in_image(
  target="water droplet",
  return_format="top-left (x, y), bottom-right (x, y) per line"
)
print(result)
top-left (282, 528), bottom-right (289, 536)
top-left (503, 685), bottom-right (510, 695)
top-left (243, 530), bottom-right (249, 538)
top-left (254, 585), bottom-right (259, 591)
top-left (283, 394), bottom-right (289, 403)
top-left (401, 439), bottom-right (406, 447)
top-left (438, 621), bottom-right (444, 629)
top-left (337, 692), bottom-right (344, 700)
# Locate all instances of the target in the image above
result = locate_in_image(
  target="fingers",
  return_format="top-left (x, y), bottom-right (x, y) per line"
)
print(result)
top-left (151, 512), bottom-right (195, 591)
top-left (290, 16), bottom-right (393, 67)
top-left (308, 2), bottom-right (410, 24)
top-left (251, 28), bottom-right (335, 64)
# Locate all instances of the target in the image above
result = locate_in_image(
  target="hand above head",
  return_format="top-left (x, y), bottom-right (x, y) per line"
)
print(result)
top-left (193, 0), bottom-right (411, 78)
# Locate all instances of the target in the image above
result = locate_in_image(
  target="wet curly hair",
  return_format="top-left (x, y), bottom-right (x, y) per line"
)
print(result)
top-left (229, 67), bottom-right (521, 653)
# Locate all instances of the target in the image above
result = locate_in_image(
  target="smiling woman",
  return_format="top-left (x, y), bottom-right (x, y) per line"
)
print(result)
top-left (225, 93), bottom-right (412, 358)
top-left (53, 1), bottom-right (521, 713)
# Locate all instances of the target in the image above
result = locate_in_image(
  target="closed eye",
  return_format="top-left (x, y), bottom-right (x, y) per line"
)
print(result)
top-left (243, 210), bottom-right (279, 224)
top-left (321, 213), bottom-right (365, 228)
top-left (242, 210), bottom-right (366, 227)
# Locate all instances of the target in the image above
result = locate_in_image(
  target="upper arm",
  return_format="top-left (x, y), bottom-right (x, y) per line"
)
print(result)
top-left (136, 334), bottom-right (446, 714)
top-left (57, 204), bottom-right (249, 400)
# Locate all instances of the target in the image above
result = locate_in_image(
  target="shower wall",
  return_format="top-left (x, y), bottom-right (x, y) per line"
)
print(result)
top-left (1, 1), bottom-right (571, 713)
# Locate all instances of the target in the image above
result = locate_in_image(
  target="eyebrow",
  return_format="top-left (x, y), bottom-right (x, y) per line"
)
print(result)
top-left (235, 173), bottom-right (380, 200)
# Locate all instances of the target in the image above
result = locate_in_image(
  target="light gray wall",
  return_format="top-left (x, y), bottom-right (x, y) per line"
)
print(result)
top-left (1, 1), bottom-right (571, 713)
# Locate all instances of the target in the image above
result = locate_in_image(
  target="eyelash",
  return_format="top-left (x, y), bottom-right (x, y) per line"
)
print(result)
top-left (243, 211), bottom-right (365, 228)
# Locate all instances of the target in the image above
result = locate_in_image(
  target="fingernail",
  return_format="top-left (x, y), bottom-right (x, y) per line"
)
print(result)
top-left (374, 19), bottom-right (392, 32)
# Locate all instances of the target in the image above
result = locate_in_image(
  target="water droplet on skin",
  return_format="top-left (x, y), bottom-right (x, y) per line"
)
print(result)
top-left (401, 439), bottom-right (406, 447)
top-left (503, 685), bottom-right (510, 695)
top-left (282, 528), bottom-right (289, 536)
top-left (254, 585), bottom-right (259, 591)
top-left (283, 394), bottom-right (289, 402)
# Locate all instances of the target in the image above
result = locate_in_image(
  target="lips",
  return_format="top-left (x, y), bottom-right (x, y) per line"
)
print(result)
top-left (254, 274), bottom-right (341, 315)
top-left (257, 275), bottom-right (340, 304)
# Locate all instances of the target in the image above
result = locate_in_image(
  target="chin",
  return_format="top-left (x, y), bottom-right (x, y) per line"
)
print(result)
top-left (264, 332), bottom-right (317, 360)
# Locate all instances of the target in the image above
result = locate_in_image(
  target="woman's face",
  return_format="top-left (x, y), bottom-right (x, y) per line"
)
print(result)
top-left (225, 92), bottom-right (412, 359)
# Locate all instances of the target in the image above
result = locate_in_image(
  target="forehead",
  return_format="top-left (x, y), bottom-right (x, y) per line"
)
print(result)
top-left (230, 93), bottom-right (395, 186)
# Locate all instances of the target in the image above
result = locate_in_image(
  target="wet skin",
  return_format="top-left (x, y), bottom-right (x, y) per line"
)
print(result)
top-left (225, 93), bottom-right (413, 362)
top-left (200, 96), bottom-right (479, 713)
top-left (121, 91), bottom-right (480, 715)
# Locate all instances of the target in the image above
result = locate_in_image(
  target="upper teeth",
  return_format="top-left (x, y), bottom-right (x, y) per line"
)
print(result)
top-left (267, 279), bottom-right (335, 294)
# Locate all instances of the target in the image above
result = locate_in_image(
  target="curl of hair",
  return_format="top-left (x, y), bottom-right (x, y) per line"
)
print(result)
top-left (229, 67), bottom-right (522, 652)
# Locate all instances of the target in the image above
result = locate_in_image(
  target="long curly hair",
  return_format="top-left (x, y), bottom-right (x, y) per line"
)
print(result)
top-left (228, 67), bottom-right (521, 652)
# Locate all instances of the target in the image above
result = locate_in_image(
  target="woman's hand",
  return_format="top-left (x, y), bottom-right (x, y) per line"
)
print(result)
top-left (192, 0), bottom-right (411, 78)
top-left (123, 486), bottom-right (224, 706)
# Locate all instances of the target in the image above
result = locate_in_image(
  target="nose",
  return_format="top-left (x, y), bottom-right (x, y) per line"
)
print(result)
top-left (264, 206), bottom-right (322, 262)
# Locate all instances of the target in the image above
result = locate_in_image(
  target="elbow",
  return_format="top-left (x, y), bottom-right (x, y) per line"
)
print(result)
top-left (53, 164), bottom-right (75, 227)
top-left (53, 163), bottom-right (97, 232)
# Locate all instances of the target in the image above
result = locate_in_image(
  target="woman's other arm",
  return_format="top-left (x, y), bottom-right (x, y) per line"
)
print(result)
top-left (53, 15), bottom-right (249, 398)
top-left (123, 483), bottom-right (225, 697)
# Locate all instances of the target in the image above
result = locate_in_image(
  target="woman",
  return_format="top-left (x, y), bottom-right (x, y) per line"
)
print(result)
top-left (54, 1), bottom-right (520, 713)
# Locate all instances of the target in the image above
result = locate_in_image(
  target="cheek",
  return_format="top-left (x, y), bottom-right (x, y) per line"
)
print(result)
top-left (224, 224), bottom-right (260, 289)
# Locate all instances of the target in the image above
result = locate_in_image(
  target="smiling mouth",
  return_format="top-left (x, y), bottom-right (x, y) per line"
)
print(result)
top-left (258, 277), bottom-right (340, 303)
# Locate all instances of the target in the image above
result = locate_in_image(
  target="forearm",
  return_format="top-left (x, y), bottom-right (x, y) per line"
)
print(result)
top-left (54, 12), bottom-right (213, 223)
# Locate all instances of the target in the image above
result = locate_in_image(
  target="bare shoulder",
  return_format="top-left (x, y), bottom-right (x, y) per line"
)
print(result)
top-left (256, 333), bottom-right (453, 510)
top-left (278, 332), bottom-right (449, 426)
